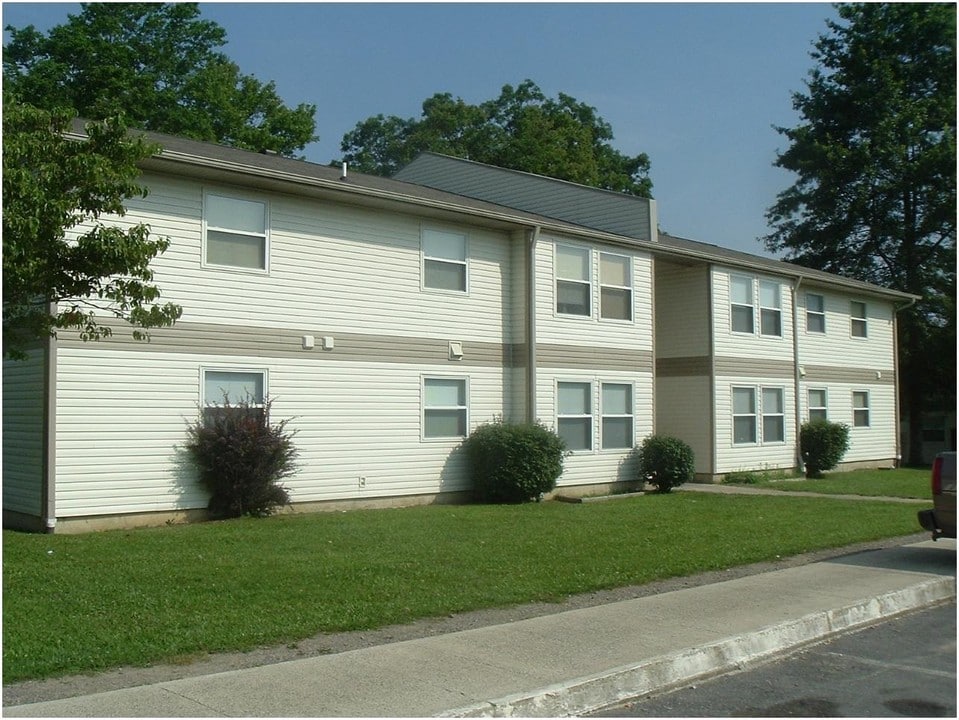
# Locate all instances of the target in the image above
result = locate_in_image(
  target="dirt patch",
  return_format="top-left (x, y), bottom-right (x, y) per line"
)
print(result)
top-left (2, 533), bottom-right (930, 707)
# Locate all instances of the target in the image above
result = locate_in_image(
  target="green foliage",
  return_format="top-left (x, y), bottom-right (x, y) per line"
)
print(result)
top-left (3, 2), bottom-right (317, 155)
top-left (764, 3), bottom-right (956, 463)
top-left (185, 396), bottom-right (298, 519)
top-left (2, 99), bottom-right (182, 359)
top-left (800, 420), bottom-right (851, 478)
top-left (637, 435), bottom-right (695, 493)
top-left (341, 79), bottom-right (653, 196)
top-left (724, 468), bottom-right (796, 485)
top-left (2, 490), bottom-right (919, 681)
top-left (465, 420), bottom-right (567, 503)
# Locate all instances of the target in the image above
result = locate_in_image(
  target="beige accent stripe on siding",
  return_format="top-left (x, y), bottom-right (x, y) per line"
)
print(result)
top-left (57, 319), bottom-right (514, 368)
top-left (656, 356), bottom-right (711, 377)
top-left (802, 364), bottom-right (896, 385)
top-left (536, 344), bottom-right (654, 373)
top-left (713, 356), bottom-right (796, 379)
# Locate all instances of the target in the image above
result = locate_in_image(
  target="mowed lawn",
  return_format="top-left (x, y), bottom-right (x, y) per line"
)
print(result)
top-left (3, 487), bottom-right (922, 682)
top-left (728, 467), bottom-right (931, 498)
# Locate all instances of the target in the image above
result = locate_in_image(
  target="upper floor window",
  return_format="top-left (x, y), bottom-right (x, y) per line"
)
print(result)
top-left (730, 275), bottom-right (754, 333)
top-left (556, 245), bottom-right (591, 316)
top-left (601, 383), bottom-right (634, 449)
top-left (557, 381), bottom-right (592, 450)
top-left (853, 391), bottom-right (870, 427)
top-left (423, 229), bottom-right (468, 292)
top-left (850, 301), bottom-right (868, 338)
top-left (423, 377), bottom-right (468, 438)
top-left (759, 281), bottom-right (782, 337)
top-left (806, 293), bottom-right (826, 333)
top-left (600, 253), bottom-right (632, 321)
top-left (807, 388), bottom-right (828, 422)
top-left (204, 194), bottom-right (268, 271)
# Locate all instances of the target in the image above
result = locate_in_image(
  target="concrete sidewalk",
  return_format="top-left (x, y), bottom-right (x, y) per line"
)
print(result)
top-left (5, 538), bottom-right (954, 718)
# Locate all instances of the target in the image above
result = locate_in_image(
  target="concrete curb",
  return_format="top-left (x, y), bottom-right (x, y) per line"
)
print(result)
top-left (439, 576), bottom-right (956, 718)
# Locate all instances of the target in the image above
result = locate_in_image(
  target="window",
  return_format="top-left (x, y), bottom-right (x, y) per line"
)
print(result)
top-left (600, 253), bottom-right (632, 321)
top-left (806, 293), bottom-right (826, 333)
top-left (204, 194), bottom-right (268, 270)
top-left (853, 391), bottom-right (870, 427)
top-left (423, 377), bottom-right (468, 438)
top-left (557, 381), bottom-right (592, 450)
top-left (202, 369), bottom-right (266, 421)
top-left (556, 245), bottom-right (591, 316)
top-left (601, 383), bottom-right (634, 449)
top-left (423, 229), bottom-right (467, 292)
top-left (732, 387), bottom-right (757, 444)
top-left (730, 275), bottom-right (754, 333)
top-left (807, 388), bottom-right (828, 422)
top-left (762, 388), bottom-right (785, 443)
top-left (759, 281), bottom-right (782, 336)
top-left (850, 301), bottom-right (868, 338)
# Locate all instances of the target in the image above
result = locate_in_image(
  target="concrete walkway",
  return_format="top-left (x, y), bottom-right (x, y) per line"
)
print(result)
top-left (5, 536), bottom-right (954, 718)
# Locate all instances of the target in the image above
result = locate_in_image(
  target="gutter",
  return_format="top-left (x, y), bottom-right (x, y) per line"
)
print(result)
top-left (526, 227), bottom-right (540, 423)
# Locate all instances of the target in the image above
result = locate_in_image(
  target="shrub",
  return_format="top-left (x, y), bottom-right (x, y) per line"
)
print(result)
top-left (800, 420), bottom-right (850, 478)
top-left (186, 396), bottom-right (298, 519)
top-left (637, 435), bottom-right (694, 493)
top-left (465, 420), bottom-right (567, 503)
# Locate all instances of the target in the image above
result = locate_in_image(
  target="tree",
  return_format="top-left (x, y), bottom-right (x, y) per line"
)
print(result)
top-left (3, 2), bottom-right (317, 156)
top-left (3, 98), bottom-right (182, 360)
top-left (340, 79), bottom-right (653, 196)
top-left (764, 3), bottom-right (956, 463)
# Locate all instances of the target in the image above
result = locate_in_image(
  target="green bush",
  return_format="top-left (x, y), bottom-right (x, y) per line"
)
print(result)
top-left (637, 435), bottom-right (694, 493)
top-left (186, 396), bottom-right (298, 519)
top-left (800, 420), bottom-right (850, 478)
top-left (465, 420), bottom-right (567, 503)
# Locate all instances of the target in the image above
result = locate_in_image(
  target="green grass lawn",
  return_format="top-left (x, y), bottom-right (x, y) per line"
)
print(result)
top-left (2, 489), bottom-right (922, 683)
top-left (729, 467), bottom-right (931, 498)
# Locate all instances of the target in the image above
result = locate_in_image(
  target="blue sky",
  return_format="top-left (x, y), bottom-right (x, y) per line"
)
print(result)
top-left (2, 2), bottom-right (839, 257)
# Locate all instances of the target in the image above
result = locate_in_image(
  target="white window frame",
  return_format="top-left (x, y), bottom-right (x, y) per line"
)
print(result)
top-left (732, 386), bottom-right (757, 445)
top-left (761, 387), bottom-right (786, 443)
top-left (422, 227), bottom-right (469, 294)
top-left (853, 390), bottom-right (871, 427)
top-left (201, 368), bottom-right (268, 423)
top-left (729, 275), bottom-right (755, 334)
top-left (599, 252), bottom-right (633, 322)
top-left (557, 380), bottom-right (593, 451)
top-left (600, 382), bottom-right (634, 450)
top-left (850, 301), bottom-right (868, 338)
top-left (422, 376), bottom-right (469, 440)
top-left (555, 245), bottom-right (592, 317)
top-left (806, 293), bottom-right (826, 334)
top-left (203, 192), bottom-right (269, 272)
top-left (807, 388), bottom-right (828, 422)
top-left (759, 281), bottom-right (782, 337)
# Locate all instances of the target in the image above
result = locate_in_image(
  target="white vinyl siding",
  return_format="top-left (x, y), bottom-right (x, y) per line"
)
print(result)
top-left (204, 193), bottom-right (268, 271)
top-left (423, 377), bottom-right (468, 439)
top-left (422, 228), bottom-right (468, 293)
top-left (555, 245), bottom-right (591, 316)
top-left (599, 253), bottom-right (632, 321)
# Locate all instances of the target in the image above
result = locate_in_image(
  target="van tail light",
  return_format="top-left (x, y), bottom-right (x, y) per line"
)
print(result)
top-left (932, 456), bottom-right (943, 495)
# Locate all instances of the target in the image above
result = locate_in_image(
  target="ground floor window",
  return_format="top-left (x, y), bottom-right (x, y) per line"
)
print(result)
top-left (807, 388), bottom-right (828, 422)
top-left (601, 383), bottom-right (634, 449)
top-left (202, 368), bottom-right (267, 421)
top-left (853, 391), bottom-right (870, 427)
top-left (557, 381), bottom-right (593, 451)
top-left (732, 385), bottom-right (786, 445)
top-left (423, 377), bottom-right (468, 439)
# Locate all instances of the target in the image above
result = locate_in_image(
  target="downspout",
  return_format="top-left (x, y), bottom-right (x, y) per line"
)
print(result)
top-left (791, 278), bottom-right (804, 474)
top-left (893, 296), bottom-right (917, 467)
top-left (526, 226), bottom-right (540, 423)
top-left (708, 266), bottom-right (717, 478)
top-left (42, 302), bottom-right (58, 533)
